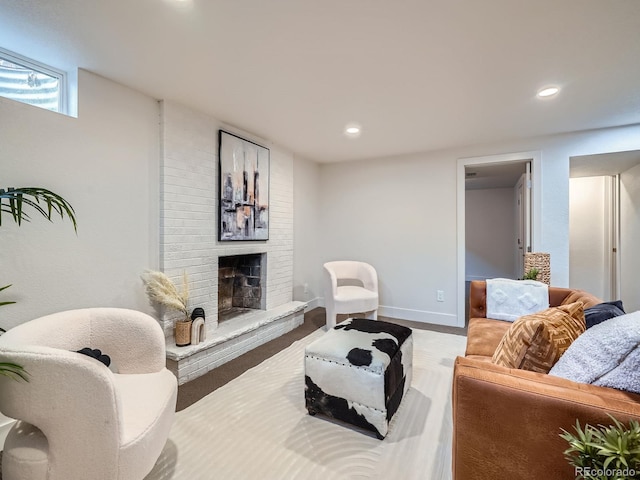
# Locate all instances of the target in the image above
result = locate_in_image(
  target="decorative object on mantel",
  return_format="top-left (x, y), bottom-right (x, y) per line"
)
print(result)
top-left (141, 270), bottom-right (191, 346)
top-left (175, 319), bottom-right (192, 347)
top-left (218, 130), bottom-right (270, 241)
top-left (524, 252), bottom-right (551, 285)
top-left (191, 307), bottom-right (205, 321)
top-left (190, 308), bottom-right (206, 345)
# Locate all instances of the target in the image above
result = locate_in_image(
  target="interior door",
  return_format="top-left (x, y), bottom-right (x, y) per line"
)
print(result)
top-left (515, 162), bottom-right (532, 278)
top-left (608, 174), bottom-right (621, 300)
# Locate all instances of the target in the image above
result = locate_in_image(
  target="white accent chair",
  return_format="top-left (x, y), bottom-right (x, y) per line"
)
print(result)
top-left (0, 308), bottom-right (178, 480)
top-left (323, 261), bottom-right (379, 329)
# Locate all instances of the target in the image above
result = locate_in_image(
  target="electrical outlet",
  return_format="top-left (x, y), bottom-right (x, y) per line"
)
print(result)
top-left (436, 290), bottom-right (444, 302)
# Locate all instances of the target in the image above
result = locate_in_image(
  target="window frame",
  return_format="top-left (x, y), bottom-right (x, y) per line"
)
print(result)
top-left (0, 46), bottom-right (68, 114)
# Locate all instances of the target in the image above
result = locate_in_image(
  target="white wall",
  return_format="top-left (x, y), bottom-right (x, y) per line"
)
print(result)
top-left (0, 70), bottom-right (160, 328)
top-left (293, 156), bottom-right (321, 307)
top-left (465, 187), bottom-right (516, 281)
top-left (318, 124), bottom-right (640, 325)
top-left (569, 176), bottom-right (607, 299)
top-left (319, 153), bottom-right (459, 325)
top-left (621, 163), bottom-right (640, 312)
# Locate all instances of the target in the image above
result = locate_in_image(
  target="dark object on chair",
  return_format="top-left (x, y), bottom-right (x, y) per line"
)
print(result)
top-left (76, 347), bottom-right (111, 367)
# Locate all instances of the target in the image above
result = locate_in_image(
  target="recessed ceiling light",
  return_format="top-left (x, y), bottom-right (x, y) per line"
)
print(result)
top-left (344, 123), bottom-right (362, 138)
top-left (164, 0), bottom-right (193, 7)
top-left (537, 86), bottom-right (560, 98)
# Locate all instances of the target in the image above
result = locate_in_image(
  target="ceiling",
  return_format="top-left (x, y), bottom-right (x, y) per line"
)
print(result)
top-left (571, 150), bottom-right (640, 178)
top-left (465, 162), bottom-right (527, 190)
top-left (1, 0), bottom-right (639, 163)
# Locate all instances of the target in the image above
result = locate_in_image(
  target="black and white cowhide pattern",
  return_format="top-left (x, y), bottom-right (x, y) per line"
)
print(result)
top-left (304, 318), bottom-right (413, 439)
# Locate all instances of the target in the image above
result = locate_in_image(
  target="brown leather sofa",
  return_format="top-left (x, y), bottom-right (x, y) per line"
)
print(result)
top-left (452, 280), bottom-right (640, 480)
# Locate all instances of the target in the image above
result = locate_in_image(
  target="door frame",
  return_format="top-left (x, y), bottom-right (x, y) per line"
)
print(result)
top-left (456, 151), bottom-right (542, 327)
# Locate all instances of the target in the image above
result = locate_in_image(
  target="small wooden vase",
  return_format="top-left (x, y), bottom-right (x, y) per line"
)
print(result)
top-left (175, 319), bottom-right (192, 347)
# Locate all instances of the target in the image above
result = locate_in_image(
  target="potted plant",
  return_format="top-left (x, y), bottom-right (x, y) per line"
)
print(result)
top-left (522, 267), bottom-right (540, 281)
top-left (560, 416), bottom-right (640, 479)
top-left (0, 186), bottom-right (77, 380)
top-left (141, 270), bottom-right (191, 346)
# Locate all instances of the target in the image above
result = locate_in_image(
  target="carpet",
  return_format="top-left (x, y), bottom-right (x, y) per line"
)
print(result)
top-left (145, 328), bottom-right (467, 480)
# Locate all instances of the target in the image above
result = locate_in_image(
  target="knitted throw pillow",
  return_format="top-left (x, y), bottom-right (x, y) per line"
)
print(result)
top-left (549, 310), bottom-right (640, 394)
top-left (492, 302), bottom-right (585, 373)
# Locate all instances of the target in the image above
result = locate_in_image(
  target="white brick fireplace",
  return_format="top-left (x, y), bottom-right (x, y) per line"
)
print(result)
top-left (159, 101), bottom-right (304, 384)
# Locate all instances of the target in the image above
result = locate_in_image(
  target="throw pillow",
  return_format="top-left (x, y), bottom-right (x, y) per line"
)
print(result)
top-left (492, 302), bottom-right (585, 373)
top-left (549, 310), bottom-right (640, 394)
top-left (584, 300), bottom-right (625, 329)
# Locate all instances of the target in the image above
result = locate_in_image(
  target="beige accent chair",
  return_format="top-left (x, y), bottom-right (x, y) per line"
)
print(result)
top-left (323, 261), bottom-right (379, 329)
top-left (0, 308), bottom-right (177, 480)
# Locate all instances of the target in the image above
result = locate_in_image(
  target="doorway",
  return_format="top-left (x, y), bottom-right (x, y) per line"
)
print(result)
top-left (457, 151), bottom-right (542, 327)
top-left (569, 150), bottom-right (640, 310)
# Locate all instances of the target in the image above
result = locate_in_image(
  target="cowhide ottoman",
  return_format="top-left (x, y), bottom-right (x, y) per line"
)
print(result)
top-left (304, 317), bottom-right (413, 439)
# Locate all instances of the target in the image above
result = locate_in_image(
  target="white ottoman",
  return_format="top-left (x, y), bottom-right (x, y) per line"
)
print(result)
top-left (304, 317), bottom-right (413, 439)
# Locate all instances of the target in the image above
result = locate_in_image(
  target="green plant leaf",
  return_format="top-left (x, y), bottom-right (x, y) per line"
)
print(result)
top-left (561, 416), bottom-right (640, 478)
top-left (0, 362), bottom-right (29, 382)
top-left (0, 187), bottom-right (77, 232)
top-left (0, 284), bottom-right (15, 307)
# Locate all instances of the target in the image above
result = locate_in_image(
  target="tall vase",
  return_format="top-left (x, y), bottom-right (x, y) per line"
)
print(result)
top-left (175, 319), bottom-right (192, 347)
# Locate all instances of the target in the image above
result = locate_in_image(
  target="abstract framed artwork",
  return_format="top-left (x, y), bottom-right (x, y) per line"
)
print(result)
top-left (218, 130), bottom-right (270, 241)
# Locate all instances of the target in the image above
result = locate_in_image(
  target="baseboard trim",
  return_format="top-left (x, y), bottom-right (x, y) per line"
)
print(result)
top-left (303, 297), bottom-right (321, 311)
top-left (313, 298), bottom-right (461, 327)
top-left (378, 306), bottom-right (460, 327)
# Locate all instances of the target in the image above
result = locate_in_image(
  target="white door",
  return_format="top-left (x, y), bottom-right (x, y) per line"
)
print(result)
top-left (515, 163), bottom-right (532, 279)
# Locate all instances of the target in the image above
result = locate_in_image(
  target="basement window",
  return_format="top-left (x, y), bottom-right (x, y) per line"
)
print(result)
top-left (0, 47), bottom-right (67, 114)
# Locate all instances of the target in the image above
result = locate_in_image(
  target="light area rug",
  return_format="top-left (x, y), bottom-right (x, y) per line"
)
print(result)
top-left (145, 328), bottom-right (467, 480)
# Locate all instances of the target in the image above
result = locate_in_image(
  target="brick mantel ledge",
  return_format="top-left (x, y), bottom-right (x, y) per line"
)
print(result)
top-left (166, 301), bottom-right (305, 384)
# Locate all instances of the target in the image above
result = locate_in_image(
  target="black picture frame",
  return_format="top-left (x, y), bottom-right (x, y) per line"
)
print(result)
top-left (218, 130), bottom-right (270, 241)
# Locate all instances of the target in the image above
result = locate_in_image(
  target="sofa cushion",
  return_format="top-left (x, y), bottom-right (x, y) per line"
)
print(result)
top-left (465, 317), bottom-right (511, 357)
top-left (584, 300), bottom-right (625, 329)
top-left (549, 310), bottom-right (640, 394)
top-left (491, 302), bottom-right (585, 373)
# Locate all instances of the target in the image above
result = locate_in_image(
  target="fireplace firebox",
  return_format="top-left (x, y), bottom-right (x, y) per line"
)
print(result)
top-left (218, 253), bottom-right (266, 322)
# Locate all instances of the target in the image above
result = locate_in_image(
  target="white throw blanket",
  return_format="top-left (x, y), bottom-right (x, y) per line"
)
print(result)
top-left (486, 278), bottom-right (549, 322)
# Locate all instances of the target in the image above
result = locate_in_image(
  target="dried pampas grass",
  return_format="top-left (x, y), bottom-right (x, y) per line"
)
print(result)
top-left (141, 270), bottom-right (189, 317)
